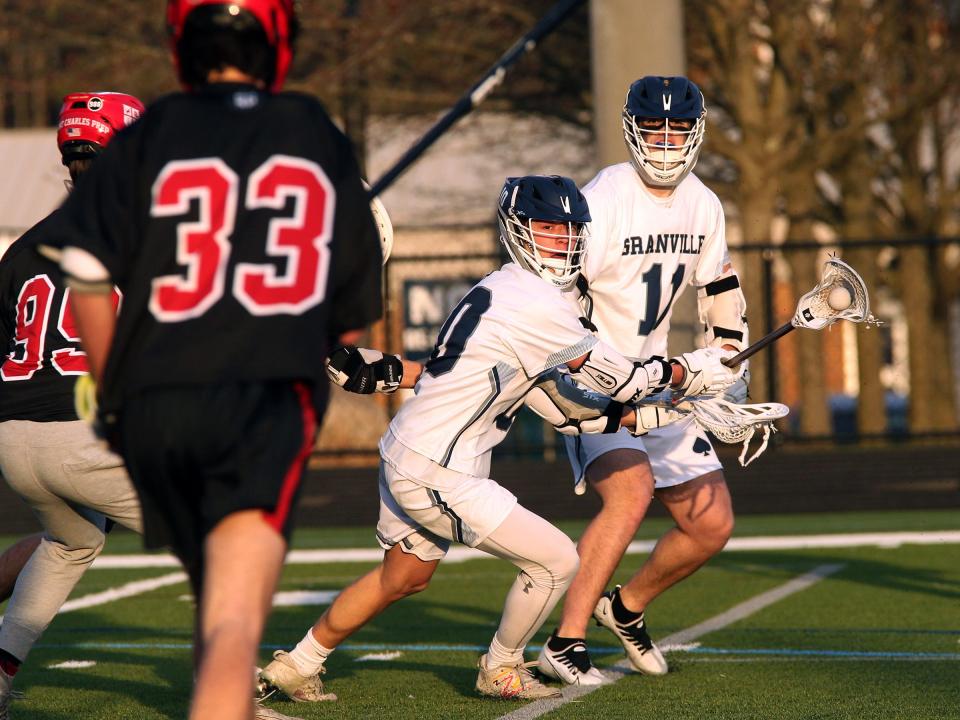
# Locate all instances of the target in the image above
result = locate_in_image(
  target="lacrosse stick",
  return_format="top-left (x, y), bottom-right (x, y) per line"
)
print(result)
top-left (723, 257), bottom-right (881, 368)
top-left (674, 395), bottom-right (789, 466)
top-left (635, 390), bottom-right (789, 467)
top-left (571, 393), bottom-right (788, 493)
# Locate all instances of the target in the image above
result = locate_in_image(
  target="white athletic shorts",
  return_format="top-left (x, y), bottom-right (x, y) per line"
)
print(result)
top-left (565, 415), bottom-right (722, 492)
top-left (376, 446), bottom-right (518, 563)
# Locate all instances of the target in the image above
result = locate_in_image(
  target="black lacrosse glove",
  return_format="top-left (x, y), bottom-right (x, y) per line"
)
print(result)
top-left (326, 345), bottom-right (403, 394)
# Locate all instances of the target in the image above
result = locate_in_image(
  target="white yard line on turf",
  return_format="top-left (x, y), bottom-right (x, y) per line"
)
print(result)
top-left (89, 530), bottom-right (960, 569)
top-left (0, 571), bottom-right (187, 624)
top-left (496, 563), bottom-right (846, 720)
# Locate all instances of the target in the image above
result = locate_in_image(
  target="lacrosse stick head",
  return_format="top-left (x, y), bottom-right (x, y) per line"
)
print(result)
top-left (675, 396), bottom-right (789, 466)
top-left (793, 257), bottom-right (880, 330)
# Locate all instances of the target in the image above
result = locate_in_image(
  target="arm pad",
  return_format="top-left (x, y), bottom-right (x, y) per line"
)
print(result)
top-left (569, 340), bottom-right (673, 404)
top-left (698, 271), bottom-right (748, 352)
top-left (525, 370), bottom-right (624, 436)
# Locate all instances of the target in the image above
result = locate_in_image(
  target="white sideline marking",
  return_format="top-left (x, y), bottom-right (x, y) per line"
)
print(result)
top-left (356, 651), bottom-right (404, 662)
top-left (180, 590), bottom-right (340, 607)
top-left (47, 660), bottom-right (97, 669)
top-left (496, 563), bottom-right (846, 720)
top-left (88, 531), bottom-right (960, 570)
top-left (272, 590), bottom-right (339, 607)
top-left (59, 572), bottom-right (188, 613)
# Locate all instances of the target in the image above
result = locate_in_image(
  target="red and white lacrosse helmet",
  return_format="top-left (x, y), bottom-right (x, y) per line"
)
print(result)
top-left (166, 0), bottom-right (297, 92)
top-left (57, 92), bottom-right (146, 165)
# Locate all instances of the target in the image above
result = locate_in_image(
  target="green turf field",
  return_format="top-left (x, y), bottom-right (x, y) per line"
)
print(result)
top-left (2, 509), bottom-right (958, 720)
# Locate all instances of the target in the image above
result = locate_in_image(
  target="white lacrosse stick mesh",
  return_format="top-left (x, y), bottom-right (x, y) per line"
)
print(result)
top-left (793, 257), bottom-right (880, 330)
top-left (679, 397), bottom-right (790, 467)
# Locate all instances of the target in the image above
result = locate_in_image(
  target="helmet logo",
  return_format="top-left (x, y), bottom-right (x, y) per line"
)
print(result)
top-left (560, 195), bottom-right (571, 214)
top-left (662, 93), bottom-right (672, 111)
top-left (87, 97), bottom-right (103, 112)
top-left (122, 104), bottom-right (142, 125)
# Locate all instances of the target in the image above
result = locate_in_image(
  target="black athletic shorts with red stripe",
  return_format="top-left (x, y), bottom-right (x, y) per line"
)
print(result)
top-left (117, 380), bottom-right (317, 579)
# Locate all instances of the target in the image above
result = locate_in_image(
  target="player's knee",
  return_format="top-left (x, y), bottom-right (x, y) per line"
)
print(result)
top-left (381, 568), bottom-right (432, 599)
top-left (695, 512), bottom-right (734, 555)
top-left (527, 535), bottom-right (579, 591)
top-left (554, 540), bottom-right (580, 587)
top-left (46, 535), bottom-right (105, 567)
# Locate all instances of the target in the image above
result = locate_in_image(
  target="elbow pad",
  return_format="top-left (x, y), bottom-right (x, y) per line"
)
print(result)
top-left (61, 246), bottom-right (113, 294)
top-left (569, 340), bottom-right (673, 404)
top-left (525, 369), bottom-right (624, 436)
top-left (698, 272), bottom-right (748, 352)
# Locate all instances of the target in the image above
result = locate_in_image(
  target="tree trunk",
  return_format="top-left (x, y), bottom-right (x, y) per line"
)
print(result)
top-left (735, 189), bottom-right (777, 402)
top-left (792, 249), bottom-right (831, 435)
top-left (847, 247), bottom-right (886, 435)
top-left (900, 245), bottom-right (957, 432)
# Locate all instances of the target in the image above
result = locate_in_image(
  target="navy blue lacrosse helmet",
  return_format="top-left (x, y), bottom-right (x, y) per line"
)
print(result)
top-left (622, 76), bottom-right (706, 187)
top-left (497, 175), bottom-right (590, 290)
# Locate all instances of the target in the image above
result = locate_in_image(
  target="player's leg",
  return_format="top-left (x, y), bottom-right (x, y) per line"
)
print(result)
top-left (555, 448), bottom-right (653, 639)
top-left (190, 510), bottom-right (287, 720)
top-left (618, 469), bottom-right (733, 610)
top-left (473, 503), bottom-right (579, 699)
top-left (594, 422), bottom-right (732, 676)
top-left (119, 381), bottom-right (316, 720)
top-left (0, 421), bottom-right (111, 676)
top-left (537, 436), bottom-right (654, 685)
top-left (261, 544), bottom-right (440, 702)
top-left (0, 534), bottom-right (42, 603)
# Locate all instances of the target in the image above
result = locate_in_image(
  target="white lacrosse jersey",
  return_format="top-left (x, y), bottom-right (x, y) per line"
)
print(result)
top-left (382, 262), bottom-right (597, 481)
top-left (581, 163), bottom-right (730, 360)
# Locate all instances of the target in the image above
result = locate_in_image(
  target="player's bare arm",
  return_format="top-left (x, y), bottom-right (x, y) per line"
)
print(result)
top-left (63, 284), bottom-right (116, 385)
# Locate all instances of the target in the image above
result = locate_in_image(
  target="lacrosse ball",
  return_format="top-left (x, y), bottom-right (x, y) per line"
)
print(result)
top-left (827, 286), bottom-right (852, 311)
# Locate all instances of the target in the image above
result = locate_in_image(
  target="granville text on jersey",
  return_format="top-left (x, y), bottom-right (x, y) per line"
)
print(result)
top-left (621, 233), bottom-right (705, 256)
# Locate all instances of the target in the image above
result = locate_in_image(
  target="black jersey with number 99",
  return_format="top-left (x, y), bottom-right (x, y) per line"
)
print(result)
top-left (52, 84), bottom-right (382, 416)
top-left (0, 214), bottom-right (120, 422)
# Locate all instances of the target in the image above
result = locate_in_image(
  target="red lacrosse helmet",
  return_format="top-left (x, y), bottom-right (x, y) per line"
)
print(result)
top-left (57, 92), bottom-right (146, 165)
top-left (166, 0), bottom-right (297, 92)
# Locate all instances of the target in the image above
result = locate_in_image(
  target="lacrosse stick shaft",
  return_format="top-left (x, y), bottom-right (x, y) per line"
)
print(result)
top-left (723, 321), bottom-right (795, 367)
top-left (367, 0), bottom-right (586, 199)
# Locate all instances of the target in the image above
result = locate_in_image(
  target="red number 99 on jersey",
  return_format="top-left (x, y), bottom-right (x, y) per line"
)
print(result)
top-left (148, 155), bottom-right (335, 322)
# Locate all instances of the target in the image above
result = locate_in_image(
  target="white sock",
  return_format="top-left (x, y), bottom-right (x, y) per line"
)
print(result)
top-left (287, 630), bottom-right (333, 677)
top-left (483, 633), bottom-right (524, 670)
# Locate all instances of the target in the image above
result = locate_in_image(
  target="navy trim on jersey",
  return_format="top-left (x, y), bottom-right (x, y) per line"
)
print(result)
top-left (428, 488), bottom-right (465, 544)
top-left (440, 365), bottom-right (502, 468)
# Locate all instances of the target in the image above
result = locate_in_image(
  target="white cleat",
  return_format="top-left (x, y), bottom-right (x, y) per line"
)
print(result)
top-left (475, 654), bottom-right (562, 700)
top-left (537, 635), bottom-right (605, 686)
top-left (593, 586), bottom-right (668, 676)
top-left (257, 651), bottom-right (337, 703)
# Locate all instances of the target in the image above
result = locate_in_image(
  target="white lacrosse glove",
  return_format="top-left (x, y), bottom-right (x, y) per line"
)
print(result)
top-left (629, 404), bottom-right (684, 436)
top-left (722, 367), bottom-right (751, 404)
top-left (326, 346), bottom-right (402, 394)
top-left (670, 347), bottom-right (743, 397)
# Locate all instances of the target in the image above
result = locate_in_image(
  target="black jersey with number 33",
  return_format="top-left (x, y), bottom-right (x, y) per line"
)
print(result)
top-left (52, 83), bottom-right (382, 416)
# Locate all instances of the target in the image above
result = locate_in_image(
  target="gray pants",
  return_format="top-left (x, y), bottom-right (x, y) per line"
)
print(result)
top-left (0, 420), bottom-right (142, 662)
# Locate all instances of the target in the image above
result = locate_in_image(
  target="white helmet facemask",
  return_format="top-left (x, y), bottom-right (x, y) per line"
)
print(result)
top-left (623, 111), bottom-right (706, 187)
top-left (497, 213), bottom-right (587, 291)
